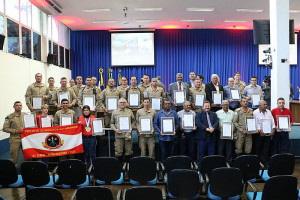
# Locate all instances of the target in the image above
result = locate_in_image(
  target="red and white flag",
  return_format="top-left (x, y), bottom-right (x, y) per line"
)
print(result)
top-left (21, 124), bottom-right (83, 159)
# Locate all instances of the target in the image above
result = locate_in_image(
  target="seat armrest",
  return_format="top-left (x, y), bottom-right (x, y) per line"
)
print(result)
top-left (160, 162), bottom-right (165, 171)
top-left (161, 187), bottom-right (167, 200)
top-left (88, 164), bottom-right (93, 174)
top-left (116, 189), bottom-right (122, 200)
top-left (247, 181), bottom-right (258, 200)
top-left (70, 189), bottom-right (77, 200)
top-left (193, 161), bottom-right (199, 171)
top-left (52, 166), bottom-right (58, 185)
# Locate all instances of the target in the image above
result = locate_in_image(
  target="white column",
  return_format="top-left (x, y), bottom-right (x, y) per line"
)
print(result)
top-left (270, 0), bottom-right (290, 109)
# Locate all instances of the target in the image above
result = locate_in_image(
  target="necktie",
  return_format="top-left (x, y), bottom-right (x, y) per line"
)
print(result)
top-left (179, 84), bottom-right (182, 91)
top-left (206, 112), bottom-right (212, 128)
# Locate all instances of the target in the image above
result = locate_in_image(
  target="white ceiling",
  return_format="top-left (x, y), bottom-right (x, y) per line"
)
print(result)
top-left (32, 0), bottom-right (300, 31)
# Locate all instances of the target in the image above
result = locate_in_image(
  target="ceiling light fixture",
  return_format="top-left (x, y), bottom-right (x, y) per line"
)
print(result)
top-left (181, 19), bottom-right (205, 22)
top-left (186, 8), bottom-right (214, 12)
top-left (93, 20), bottom-right (116, 23)
top-left (224, 20), bottom-right (247, 23)
top-left (136, 19), bottom-right (160, 22)
top-left (135, 8), bottom-right (163, 11)
top-left (290, 10), bottom-right (300, 13)
top-left (83, 8), bottom-right (111, 12)
top-left (236, 9), bottom-right (263, 12)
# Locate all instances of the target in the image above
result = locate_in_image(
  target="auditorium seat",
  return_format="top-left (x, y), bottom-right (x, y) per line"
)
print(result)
top-left (21, 161), bottom-right (58, 189)
top-left (0, 159), bottom-right (23, 188)
top-left (53, 159), bottom-right (90, 188)
top-left (246, 175), bottom-right (298, 200)
top-left (25, 187), bottom-right (63, 200)
top-left (90, 157), bottom-right (124, 185)
top-left (207, 167), bottom-right (243, 200)
top-left (166, 169), bottom-right (203, 199)
top-left (123, 186), bottom-right (166, 200)
top-left (260, 153), bottom-right (295, 181)
top-left (71, 186), bottom-right (114, 200)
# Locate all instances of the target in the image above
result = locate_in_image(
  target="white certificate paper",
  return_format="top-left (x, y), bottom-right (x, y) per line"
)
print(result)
top-left (252, 94), bottom-right (260, 106)
top-left (213, 93), bottom-right (222, 105)
top-left (41, 117), bottom-right (52, 128)
top-left (93, 120), bottom-right (103, 134)
top-left (61, 116), bottom-right (72, 126)
top-left (163, 119), bottom-right (173, 133)
top-left (222, 123), bottom-right (232, 137)
top-left (247, 118), bottom-right (256, 132)
top-left (119, 116), bottom-right (130, 131)
top-left (151, 98), bottom-right (161, 110)
top-left (262, 119), bottom-right (272, 134)
top-left (83, 96), bottom-right (95, 110)
top-left (129, 93), bottom-right (139, 107)
top-left (107, 98), bottom-right (117, 111)
top-left (175, 91), bottom-right (185, 104)
top-left (231, 90), bottom-right (240, 100)
top-left (24, 114), bottom-right (36, 128)
top-left (32, 97), bottom-right (42, 110)
top-left (59, 92), bottom-right (70, 104)
top-left (183, 114), bottom-right (194, 128)
top-left (140, 118), bottom-right (151, 132)
top-left (143, 91), bottom-right (148, 98)
top-left (278, 117), bottom-right (289, 130)
top-left (195, 95), bottom-right (204, 107)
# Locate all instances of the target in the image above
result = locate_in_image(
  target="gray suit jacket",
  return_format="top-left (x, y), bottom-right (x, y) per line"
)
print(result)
top-left (167, 82), bottom-right (189, 110)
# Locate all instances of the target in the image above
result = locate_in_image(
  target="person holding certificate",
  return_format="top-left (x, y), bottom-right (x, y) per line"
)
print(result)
top-left (271, 98), bottom-right (294, 154)
top-left (3, 101), bottom-right (25, 167)
top-left (233, 98), bottom-right (254, 156)
top-left (25, 73), bottom-right (51, 113)
top-left (205, 74), bottom-right (225, 112)
top-left (52, 77), bottom-right (77, 110)
top-left (243, 76), bottom-right (263, 109)
top-left (53, 99), bottom-right (77, 126)
top-left (139, 74), bottom-right (151, 97)
top-left (71, 75), bottom-right (85, 97)
top-left (216, 100), bottom-right (235, 164)
top-left (110, 98), bottom-right (135, 163)
top-left (78, 105), bottom-right (96, 169)
top-left (189, 78), bottom-right (206, 112)
top-left (125, 75), bottom-right (144, 116)
top-left (233, 72), bottom-right (246, 95)
top-left (223, 78), bottom-right (240, 110)
top-left (136, 98), bottom-right (157, 159)
top-left (177, 101), bottom-right (197, 160)
top-left (145, 77), bottom-right (166, 99)
top-left (154, 100), bottom-right (179, 162)
top-left (116, 76), bottom-right (130, 92)
top-left (253, 100), bottom-right (275, 165)
top-left (47, 77), bottom-right (58, 116)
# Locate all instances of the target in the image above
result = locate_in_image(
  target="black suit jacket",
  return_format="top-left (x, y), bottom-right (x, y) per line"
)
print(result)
top-left (205, 82), bottom-right (225, 104)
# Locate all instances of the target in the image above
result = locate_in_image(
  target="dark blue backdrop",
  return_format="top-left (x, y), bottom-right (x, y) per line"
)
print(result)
top-left (70, 29), bottom-right (300, 98)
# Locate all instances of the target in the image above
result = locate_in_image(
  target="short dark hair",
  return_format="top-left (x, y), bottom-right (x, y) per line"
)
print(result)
top-left (76, 75), bottom-right (82, 79)
top-left (163, 99), bottom-right (171, 105)
top-left (121, 76), bottom-right (128, 80)
top-left (277, 97), bottom-right (285, 102)
top-left (197, 74), bottom-right (204, 81)
top-left (234, 72), bottom-right (240, 76)
top-left (61, 99), bottom-right (69, 104)
top-left (130, 75), bottom-right (137, 80)
top-left (251, 76), bottom-right (257, 80)
top-left (14, 101), bottom-right (21, 106)
top-left (82, 105), bottom-right (90, 111)
top-left (61, 77), bottom-right (67, 81)
top-left (203, 101), bottom-right (210, 105)
top-left (86, 76), bottom-right (92, 80)
top-left (48, 77), bottom-right (54, 81)
top-left (143, 98), bottom-right (150, 102)
top-left (143, 74), bottom-right (150, 78)
top-left (190, 71), bottom-right (195, 74)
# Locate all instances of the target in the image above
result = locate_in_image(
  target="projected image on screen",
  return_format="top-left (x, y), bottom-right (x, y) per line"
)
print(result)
top-left (111, 32), bottom-right (155, 66)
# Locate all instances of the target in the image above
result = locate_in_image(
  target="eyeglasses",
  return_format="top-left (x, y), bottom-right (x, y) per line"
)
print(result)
top-left (119, 102), bottom-right (127, 104)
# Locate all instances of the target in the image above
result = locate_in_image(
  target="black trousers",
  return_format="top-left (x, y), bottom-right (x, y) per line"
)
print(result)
top-left (254, 135), bottom-right (271, 165)
top-left (218, 139), bottom-right (234, 163)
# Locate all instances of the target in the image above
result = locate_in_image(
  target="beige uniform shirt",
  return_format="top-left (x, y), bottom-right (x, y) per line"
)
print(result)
top-left (146, 86), bottom-right (166, 99)
top-left (189, 86), bottom-right (206, 103)
top-left (53, 109), bottom-right (78, 126)
top-left (72, 84), bottom-right (85, 97)
top-left (100, 88), bottom-right (124, 110)
top-left (25, 83), bottom-right (51, 110)
top-left (77, 86), bottom-right (101, 108)
top-left (110, 108), bottom-right (135, 139)
top-left (140, 84), bottom-right (151, 98)
top-left (233, 107), bottom-right (254, 133)
top-left (52, 87), bottom-right (77, 107)
top-left (3, 112), bottom-right (25, 143)
top-left (117, 85), bottom-right (130, 93)
top-left (136, 108), bottom-right (156, 138)
top-left (234, 81), bottom-right (246, 95)
top-left (126, 86), bottom-right (144, 111)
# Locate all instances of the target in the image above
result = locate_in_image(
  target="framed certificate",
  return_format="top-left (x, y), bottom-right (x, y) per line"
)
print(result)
top-left (23, 113), bottom-right (37, 128)
top-left (182, 113), bottom-right (195, 129)
top-left (161, 117), bottom-right (175, 135)
top-left (174, 90), bottom-right (185, 105)
top-left (212, 91), bottom-right (223, 105)
top-left (32, 95), bottom-right (43, 110)
top-left (118, 115), bottom-right (131, 132)
top-left (60, 114), bottom-right (73, 126)
top-left (40, 116), bottom-right (53, 128)
top-left (277, 115), bottom-right (291, 132)
top-left (195, 94), bottom-right (205, 107)
top-left (128, 91), bottom-right (140, 107)
top-left (230, 89), bottom-right (240, 101)
top-left (106, 96), bottom-right (118, 111)
top-left (48, 91), bottom-right (55, 105)
top-left (150, 97), bottom-right (161, 111)
top-left (261, 119), bottom-right (272, 135)
top-left (92, 118), bottom-right (104, 136)
top-left (83, 95), bottom-right (95, 111)
top-left (58, 92), bottom-right (70, 105)
top-left (246, 117), bottom-right (257, 133)
top-left (221, 122), bottom-right (233, 139)
top-left (252, 94), bottom-right (260, 108)
top-left (139, 117), bottom-right (152, 134)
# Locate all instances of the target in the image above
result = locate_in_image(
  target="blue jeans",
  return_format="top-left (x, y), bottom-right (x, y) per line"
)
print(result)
top-left (159, 140), bottom-right (176, 162)
top-left (197, 136), bottom-right (215, 167)
top-left (179, 133), bottom-right (196, 160)
top-left (273, 131), bottom-right (290, 154)
top-left (82, 135), bottom-right (97, 168)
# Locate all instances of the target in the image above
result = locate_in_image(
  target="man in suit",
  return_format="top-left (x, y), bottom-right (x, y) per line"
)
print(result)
top-left (195, 101), bottom-right (219, 167)
top-left (205, 74), bottom-right (225, 112)
top-left (186, 71), bottom-right (196, 88)
top-left (167, 73), bottom-right (189, 112)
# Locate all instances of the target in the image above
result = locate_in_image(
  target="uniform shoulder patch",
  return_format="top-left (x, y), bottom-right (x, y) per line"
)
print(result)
top-left (4, 117), bottom-right (9, 124)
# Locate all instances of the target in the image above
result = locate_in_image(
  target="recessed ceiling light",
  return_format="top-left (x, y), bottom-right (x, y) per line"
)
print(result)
top-left (93, 20), bottom-right (116, 23)
top-left (290, 10), bottom-right (300, 13)
top-left (136, 19), bottom-right (160, 22)
top-left (236, 9), bottom-right (263, 12)
top-left (135, 8), bottom-right (163, 11)
top-left (224, 20), bottom-right (247, 23)
top-left (181, 19), bottom-right (205, 22)
top-left (186, 8), bottom-right (214, 12)
top-left (83, 8), bottom-right (111, 12)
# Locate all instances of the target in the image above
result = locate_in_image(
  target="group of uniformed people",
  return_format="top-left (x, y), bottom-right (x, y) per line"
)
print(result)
top-left (3, 71), bottom-right (293, 168)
